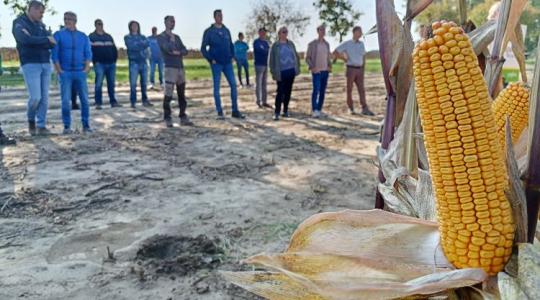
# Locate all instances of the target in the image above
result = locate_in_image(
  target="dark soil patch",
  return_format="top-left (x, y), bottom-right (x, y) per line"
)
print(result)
top-left (135, 235), bottom-right (225, 277)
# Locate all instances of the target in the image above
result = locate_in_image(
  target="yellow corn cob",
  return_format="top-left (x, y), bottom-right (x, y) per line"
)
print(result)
top-left (413, 21), bottom-right (515, 275)
top-left (492, 82), bottom-right (530, 145)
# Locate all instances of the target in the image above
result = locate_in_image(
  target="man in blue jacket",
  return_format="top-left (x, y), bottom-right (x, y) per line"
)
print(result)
top-left (234, 32), bottom-right (250, 88)
top-left (12, 0), bottom-right (56, 136)
top-left (52, 11), bottom-right (93, 134)
top-left (148, 26), bottom-right (164, 90)
top-left (90, 19), bottom-right (121, 109)
top-left (201, 9), bottom-right (245, 119)
top-left (253, 27), bottom-right (271, 108)
top-left (125, 21), bottom-right (152, 108)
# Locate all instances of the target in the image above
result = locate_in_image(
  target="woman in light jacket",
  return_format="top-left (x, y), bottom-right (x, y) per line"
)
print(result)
top-left (269, 26), bottom-right (301, 121)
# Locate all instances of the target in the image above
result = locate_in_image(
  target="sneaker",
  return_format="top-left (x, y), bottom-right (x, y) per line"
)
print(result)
top-left (149, 84), bottom-right (155, 90)
top-left (63, 128), bottom-right (74, 135)
top-left (262, 103), bottom-right (273, 109)
top-left (36, 127), bottom-right (52, 136)
top-left (111, 102), bottom-right (123, 108)
top-left (216, 112), bottom-right (225, 120)
top-left (0, 135), bottom-right (16, 146)
top-left (28, 121), bottom-right (37, 136)
top-left (273, 114), bottom-right (280, 121)
top-left (165, 119), bottom-right (173, 128)
top-left (231, 111), bottom-right (246, 119)
top-left (361, 108), bottom-right (375, 116)
top-left (282, 112), bottom-right (289, 118)
top-left (82, 127), bottom-right (94, 134)
top-left (180, 116), bottom-right (194, 126)
top-left (256, 102), bottom-right (262, 108)
top-left (72, 103), bottom-right (80, 110)
top-left (95, 104), bottom-right (102, 110)
top-left (312, 110), bottom-right (320, 118)
top-left (319, 111), bottom-right (327, 118)
top-left (348, 108), bottom-right (356, 115)
top-left (142, 101), bottom-right (154, 107)
top-left (131, 104), bottom-right (136, 110)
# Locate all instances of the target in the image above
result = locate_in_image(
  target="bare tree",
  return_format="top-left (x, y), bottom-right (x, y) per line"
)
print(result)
top-left (245, 0), bottom-right (311, 42)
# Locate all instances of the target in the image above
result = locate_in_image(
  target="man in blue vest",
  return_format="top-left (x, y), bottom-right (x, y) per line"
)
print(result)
top-left (52, 11), bottom-right (93, 134)
top-left (253, 27), bottom-right (271, 108)
top-left (201, 9), bottom-right (245, 120)
top-left (12, 0), bottom-right (56, 136)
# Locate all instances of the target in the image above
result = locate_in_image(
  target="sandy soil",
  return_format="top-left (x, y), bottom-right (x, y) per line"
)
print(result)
top-left (0, 73), bottom-right (386, 299)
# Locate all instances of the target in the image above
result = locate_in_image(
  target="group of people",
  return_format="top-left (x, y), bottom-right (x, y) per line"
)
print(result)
top-left (0, 1), bottom-right (374, 146)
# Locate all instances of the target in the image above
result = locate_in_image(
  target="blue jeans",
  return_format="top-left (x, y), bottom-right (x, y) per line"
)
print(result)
top-left (60, 71), bottom-right (90, 129)
top-left (94, 63), bottom-right (117, 106)
top-left (210, 63), bottom-right (238, 114)
top-left (236, 59), bottom-right (250, 86)
top-left (311, 71), bottom-right (329, 112)
top-left (129, 61), bottom-right (148, 105)
top-left (21, 63), bottom-right (52, 128)
top-left (149, 58), bottom-right (163, 85)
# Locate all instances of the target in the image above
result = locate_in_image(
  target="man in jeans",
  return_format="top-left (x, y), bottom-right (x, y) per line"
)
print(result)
top-left (306, 25), bottom-right (332, 118)
top-left (52, 11), bottom-right (93, 134)
top-left (12, 0), bottom-right (56, 136)
top-left (89, 19), bottom-right (121, 109)
top-left (148, 26), bottom-right (164, 90)
top-left (334, 26), bottom-right (374, 116)
top-left (253, 28), bottom-right (271, 108)
top-left (201, 9), bottom-right (245, 120)
top-left (157, 16), bottom-right (193, 127)
top-left (0, 54), bottom-right (16, 146)
top-left (125, 21), bottom-right (152, 109)
top-left (234, 32), bottom-right (250, 88)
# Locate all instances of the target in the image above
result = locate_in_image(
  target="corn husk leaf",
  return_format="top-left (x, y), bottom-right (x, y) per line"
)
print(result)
top-left (405, 0), bottom-right (434, 22)
top-left (468, 20), bottom-right (497, 56)
top-left (509, 24), bottom-right (528, 83)
top-left (224, 210), bottom-right (489, 300)
top-left (504, 119), bottom-right (528, 244)
top-left (525, 37), bottom-right (540, 243)
top-left (499, 0), bottom-right (528, 58)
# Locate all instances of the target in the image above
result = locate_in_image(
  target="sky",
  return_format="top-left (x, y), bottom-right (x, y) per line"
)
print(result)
top-left (0, 0), bottom-right (408, 52)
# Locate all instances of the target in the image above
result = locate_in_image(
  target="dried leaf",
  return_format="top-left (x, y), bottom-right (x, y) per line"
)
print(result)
top-left (405, 0), bottom-right (434, 21)
top-left (225, 210), bottom-right (489, 300)
top-left (468, 20), bottom-right (497, 56)
top-left (509, 24), bottom-right (528, 83)
top-left (504, 118), bottom-right (528, 244)
top-left (500, 0), bottom-right (528, 58)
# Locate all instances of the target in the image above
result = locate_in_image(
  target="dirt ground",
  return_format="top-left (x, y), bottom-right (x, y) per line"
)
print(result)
top-left (0, 73), bottom-right (386, 299)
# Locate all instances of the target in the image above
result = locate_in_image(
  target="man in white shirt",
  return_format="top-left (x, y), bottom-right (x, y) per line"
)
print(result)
top-left (334, 26), bottom-right (374, 116)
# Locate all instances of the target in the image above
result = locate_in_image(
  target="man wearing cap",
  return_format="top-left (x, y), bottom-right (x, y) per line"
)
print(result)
top-left (253, 27), bottom-right (271, 108)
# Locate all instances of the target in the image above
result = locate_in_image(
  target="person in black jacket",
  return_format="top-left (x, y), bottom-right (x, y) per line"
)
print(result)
top-left (89, 19), bottom-right (121, 109)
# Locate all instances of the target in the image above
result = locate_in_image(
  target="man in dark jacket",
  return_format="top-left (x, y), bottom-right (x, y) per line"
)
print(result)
top-left (158, 16), bottom-right (193, 127)
top-left (12, 0), bottom-right (56, 136)
top-left (201, 9), bottom-right (244, 119)
top-left (52, 11), bottom-right (93, 134)
top-left (90, 19), bottom-right (121, 109)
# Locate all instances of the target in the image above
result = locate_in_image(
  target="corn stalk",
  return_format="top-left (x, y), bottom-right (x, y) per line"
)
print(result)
top-left (375, 0), bottom-right (432, 208)
top-left (525, 38), bottom-right (540, 243)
